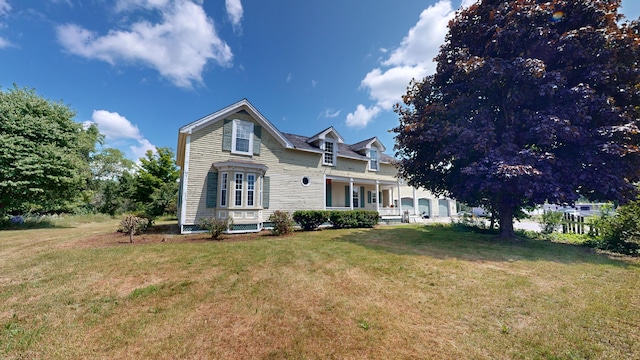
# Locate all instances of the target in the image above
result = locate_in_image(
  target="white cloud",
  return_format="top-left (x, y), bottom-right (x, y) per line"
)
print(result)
top-left (311, 79), bottom-right (317, 88)
top-left (0, 0), bottom-right (10, 16)
top-left (115, 0), bottom-right (171, 12)
top-left (225, 0), bottom-right (243, 32)
top-left (382, 1), bottom-right (453, 68)
top-left (129, 138), bottom-right (157, 160)
top-left (361, 65), bottom-right (430, 110)
top-left (346, 105), bottom-right (381, 128)
top-left (320, 108), bottom-right (341, 119)
top-left (0, 0), bottom-right (10, 48)
top-left (286, 73), bottom-right (292, 82)
top-left (89, 110), bottom-right (156, 160)
top-left (56, 0), bottom-right (233, 88)
top-left (347, 0), bottom-right (469, 128)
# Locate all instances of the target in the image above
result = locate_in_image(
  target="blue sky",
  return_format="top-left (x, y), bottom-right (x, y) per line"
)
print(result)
top-left (1, 0), bottom-right (639, 161)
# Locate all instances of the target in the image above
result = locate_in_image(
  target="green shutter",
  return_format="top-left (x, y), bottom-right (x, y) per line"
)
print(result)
top-left (222, 119), bottom-right (232, 151)
top-left (326, 181), bottom-right (332, 207)
top-left (263, 176), bottom-right (270, 209)
top-left (344, 185), bottom-right (349, 207)
top-left (360, 186), bottom-right (365, 208)
top-left (367, 190), bottom-right (372, 204)
top-left (253, 125), bottom-right (262, 155)
top-left (206, 172), bottom-right (218, 208)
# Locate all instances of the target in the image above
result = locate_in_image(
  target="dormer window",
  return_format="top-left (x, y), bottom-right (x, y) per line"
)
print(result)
top-left (232, 119), bottom-right (254, 155)
top-left (323, 141), bottom-right (335, 165)
top-left (369, 148), bottom-right (379, 171)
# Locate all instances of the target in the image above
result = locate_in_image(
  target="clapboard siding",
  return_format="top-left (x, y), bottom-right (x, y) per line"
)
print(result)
top-left (179, 104), bottom-right (450, 229)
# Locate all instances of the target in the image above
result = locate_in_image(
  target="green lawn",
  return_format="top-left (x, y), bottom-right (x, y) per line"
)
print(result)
top-left (1, 221), bottom-right (639, 359)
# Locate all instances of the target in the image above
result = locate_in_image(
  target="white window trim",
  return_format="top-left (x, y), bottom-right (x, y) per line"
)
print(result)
top-left (369, 148), bottom-right (379, 171)
top-left (234, 172), bottom-right (244, 207)
top-left (247, 173), bottom-right (256, 207)
top-left (352, 188), bottom-right (360, 208)
top-left (220, 172), bottom-right (228, 207)
top-left (231, 119), bottom-right (254, 156)
top-left (259, 176), bottom-right (263, 207)
top-left (323, 140), bottom-right (336, 166)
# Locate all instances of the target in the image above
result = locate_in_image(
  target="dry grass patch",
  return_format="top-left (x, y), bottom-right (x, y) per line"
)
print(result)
top-left (1, 221), bottom-right (639, 359)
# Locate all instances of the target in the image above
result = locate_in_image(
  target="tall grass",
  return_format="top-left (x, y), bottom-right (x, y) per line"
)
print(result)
top-left (1, 222), bottom-right (639, 359)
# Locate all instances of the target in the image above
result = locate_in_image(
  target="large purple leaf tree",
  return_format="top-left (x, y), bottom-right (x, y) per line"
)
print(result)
top-left (393, 0), bottom-right (640, 238)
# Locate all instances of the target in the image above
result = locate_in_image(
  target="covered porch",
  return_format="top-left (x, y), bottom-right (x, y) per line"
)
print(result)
top-left (323, 176), bottom-right (402, 217)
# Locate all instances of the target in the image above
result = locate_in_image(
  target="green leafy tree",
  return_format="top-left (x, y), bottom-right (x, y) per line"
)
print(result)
top-left (133, 147), bottom-right (179, 217)
top-left (88, 147), bottom-right (136, 215)
top-left (0, 85), bottom-right (100, 214)
top-left (90, 147), bottom-right (134, 182)
top-left (393, 0), bottom-right (640, 238)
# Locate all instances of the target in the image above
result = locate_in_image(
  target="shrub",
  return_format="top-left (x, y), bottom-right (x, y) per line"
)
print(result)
top-left (134, 212), bottom-right (155, 233)
top-left (119, 215), bottom-right (149, 243)
top-left (269, 210), bottom-right (294, 236)
top-left (587, 202), bottom-right (640, 255)
top-left (293, 210), bottom-right (329, 231)
top-left (451, 214), bottom-right (497, 234)
top-left (539, 211), bottom-right (563, 235)
top-left (198, 216), bottom-right (234, 240)
top-left (329, 210), bottom-right (379, 229)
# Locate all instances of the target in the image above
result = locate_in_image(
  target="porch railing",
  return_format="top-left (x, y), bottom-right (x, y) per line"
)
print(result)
top-left (325, 207), bottom-right (402, 217)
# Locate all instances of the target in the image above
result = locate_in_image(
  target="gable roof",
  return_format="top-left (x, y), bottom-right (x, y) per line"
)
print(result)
top-left (306, 126), bottom-right (345, 144)
top-left (177, 99), bottom-right (294, 166)
top-left (177, 99), bottom-right (395, 166)
top-left (350, 137), bottom-right (387, 153)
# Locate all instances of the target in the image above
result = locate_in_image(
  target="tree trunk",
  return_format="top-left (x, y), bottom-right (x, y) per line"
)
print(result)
top-left (129, 230), bottom-right (134, 243)
top-left (497, 203), bottom-right (515, 239)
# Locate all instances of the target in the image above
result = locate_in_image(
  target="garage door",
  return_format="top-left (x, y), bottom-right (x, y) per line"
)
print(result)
top-left (418, 198), bottom-right (430, 216)
top-left (401, 197), bottom-right (413, 212)
top-left (438, 199), bottom-right (449, 217)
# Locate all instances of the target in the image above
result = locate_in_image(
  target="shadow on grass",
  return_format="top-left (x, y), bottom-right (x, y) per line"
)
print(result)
top-left (0, 221), bottom-right (73, 231)
top-left (333, 224), bottom-right (637, 268)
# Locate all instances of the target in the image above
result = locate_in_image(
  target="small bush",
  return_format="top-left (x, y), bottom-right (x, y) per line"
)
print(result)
top-left (539, 211), bottom-right (563, 235)
top-left (119, 215), bottom-right (149, 243)
top-left (198, 216), bottom-right (234, 240)
top-left (269, 210), bottom-right (294, 235)
top-left (587, 202), bottom-right (640, 255)
top-left (451, 214), bottom-right (496, 234)
top-left (134, 212), bottom-right (155, 233)
top-left (329, 210), bottom-right (379, 229)
top-left (293, 210), bottom-right (329, 231)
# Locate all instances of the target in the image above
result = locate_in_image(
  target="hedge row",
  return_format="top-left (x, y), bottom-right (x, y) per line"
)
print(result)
top-left (292, 210), bottom-right (380, 231)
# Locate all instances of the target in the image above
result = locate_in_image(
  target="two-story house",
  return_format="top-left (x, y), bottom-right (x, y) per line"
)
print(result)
top-left (176, 99), bottom-right (455, 234)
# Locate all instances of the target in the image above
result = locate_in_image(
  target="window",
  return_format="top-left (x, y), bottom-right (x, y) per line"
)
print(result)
top-left (369, 149), bottom-right (379, 171)
top-left (352, 188), bottom-right (360, 208)
top-left (247, 174), bottom-right (255, 207)
top-left (232, 120), bottom-right (254, 155)
top-left (235, 173), bottom-right (243, 206)
top-left (220, 173), bottom-right (228, 207)
top-left (323, 141), bottom-right (334, 165)
top-left (371, 191), bottom-right (377, 204)
top-left (259, 177), bottom-right (263, 207)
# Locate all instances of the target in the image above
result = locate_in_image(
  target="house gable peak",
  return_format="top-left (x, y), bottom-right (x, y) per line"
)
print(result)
top-left (306, 126), bottom-right (345, 146)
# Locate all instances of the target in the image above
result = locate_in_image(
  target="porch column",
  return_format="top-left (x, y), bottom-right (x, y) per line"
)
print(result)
top-left (323, 174), bottom-right (327, 210)
top-left (397, 181), bottom-right (402, 216)
top-left (375, 181), bottom-right (380, 213)
top-left (349, 178), bottom-right (354, 210)
top-left (413, 187), bottom-right (418, 215)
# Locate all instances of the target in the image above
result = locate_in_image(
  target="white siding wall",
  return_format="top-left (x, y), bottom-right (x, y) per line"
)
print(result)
top-left (182, 110), bottom-right (452, 227)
